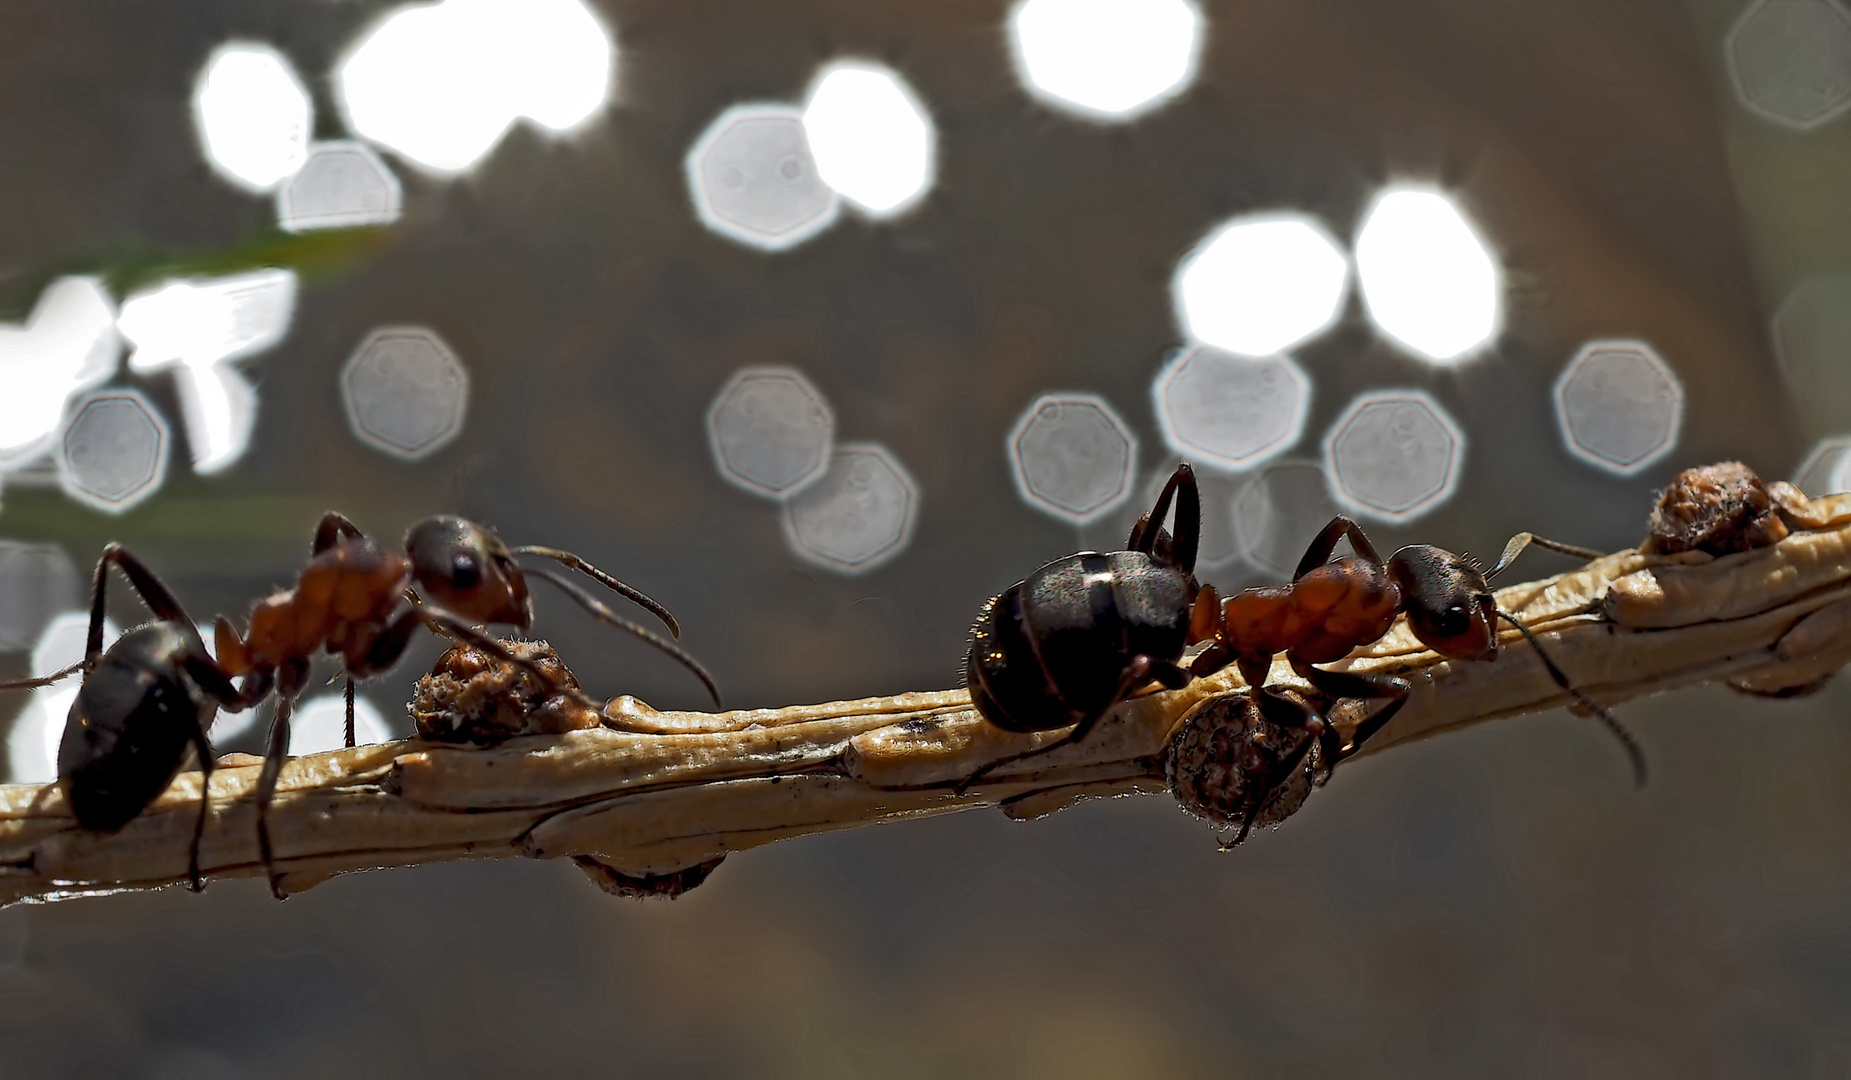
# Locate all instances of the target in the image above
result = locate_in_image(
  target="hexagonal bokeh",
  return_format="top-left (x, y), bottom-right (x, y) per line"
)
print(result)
top-left (0, 276), bottom-right (121, 470)
top-left (801, 61), bottom-right (936, 218)
top-left (1231, 460), bottom-right (1344, 579)
top-left (1153, 346), bottom-right (1309, 471)
top-left (1008, 393), bottom-right (1137, 524)
top-left (1008, 0), bottom-right (1204, 121)
top-left (0, 542), bottom-right (79, 652)
top-left (707, 366), bottom-right (836, 498)
top-left (1173, 214), bottom-right (1349, 358)
top-left (1727, 0), bottom-right (1851, 131)
top-left (193, 43), bottom-right (313, 192)
top-left (342, 327), bottom-right (469, 460)
top-left (1553, 340), bottom-right (1683, 475)
top-left (782, 443), bottom-right (919, 573)
top-left (1774, 276), bottom-right (1851, 425)
top-left (1323, 390), bottom-right (1464, 522)
top-left (1793, 436), bottom-right (1851, 496)
top-left (57, 390), bottom-right (171, 513)
top-left (277, 142), bottom-right (403, 233)
top-left (1353, 188), bottom-right (1501, 363)
top-left (687, 104), bottom-right (840, 252)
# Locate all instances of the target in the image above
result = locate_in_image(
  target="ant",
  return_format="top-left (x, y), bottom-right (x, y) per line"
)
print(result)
top-left (1187, 508), bottom-right (1646, 842)
top-left (0, 545), bottom-right (240, 891)
top-left (210, 511), bottom-right (722, 896)
top-left (961, 465), bottom-right (1201, 790)
top-left (961, 464), bottom-right (1640, 809)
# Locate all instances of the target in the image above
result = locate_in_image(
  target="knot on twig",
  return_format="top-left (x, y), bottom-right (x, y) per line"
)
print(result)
top-left (410, 639), bottom-right (603, 744)
top-left (1645, 461), bottom-right (1789, 556)
top-left (1163, 691), bottom-right (1330, 846)
top-left (572, 855), bottom-right (726, 899)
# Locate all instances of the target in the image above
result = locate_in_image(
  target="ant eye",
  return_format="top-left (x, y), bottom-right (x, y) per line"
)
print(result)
top-left (450, 552), bottom-right (481, 589)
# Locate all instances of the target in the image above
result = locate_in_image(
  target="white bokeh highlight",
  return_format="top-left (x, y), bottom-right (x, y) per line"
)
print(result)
top-left (1153, 346), bottom-right (1309, 471)
top-left (119, 269), bottom-right (296, 474)
top-left (1354, 188), bottom-right (1501, 363)
top-left (337, 0), bottom-right (616, 176)
top-left (687, 105), bottom-right (840, 252)
top-left (193, 44), bottom-right (313, 192)
top-left (1323, 390), bottom-right (1464, 522)
top-left (288, 694), bottom-right (394, 755)
top-left (0, 278), bottom-right (120, 471)
top-left (1553, 340), bottom-right (1683, 475)
top-left (278, 142), bottom-right (404, 233)
top-left (1008, 393), bottom-right (1137, 524)
top-left (0, 543), bottom-right (79, 652)
top-left (342, 327), bottom-right (470, 459)
top-left (782, 444), bottom-right (919, 573)
top-left (802, 62), bottom-right (936, 217)
top-left (1726, 0), bottom-right (1851, 131)
top-left (6, 612), bottom-right (120, 785)
top-left (1173, 215), bottom-right (1349, 358)
top-left (707, 366), bottom-right (836, 498)
top-left (1008, 0), bottom-right (1204, 121)
top-left (58, 390), bottom-right (171, 513)
top-left (1794, 437), bottom-right (1851, 496)
top-left (1232, 460), bottom-right (1343, 579)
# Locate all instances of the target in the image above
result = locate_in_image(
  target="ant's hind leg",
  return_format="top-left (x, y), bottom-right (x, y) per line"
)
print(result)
top-left (255, 696), bottom-right (294, 900)
top-left (312, 512), bottom-right (366, 555)
top-left (4, 543), bottom-right (206, 691)
top-left (1290, 659), bottom-right (1412, 767)
top-left (1292, 517), bottom-right (1386, 581)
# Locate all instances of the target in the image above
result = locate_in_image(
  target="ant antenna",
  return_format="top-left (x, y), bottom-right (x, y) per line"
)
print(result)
top-left (513, 546), bottom-right (681, 639)
top-left (1486, 533), bottom-right (1607, 582)
top-left (0, 660), bottom-right (83, 692)
top-left (522, 567), bottom-right (722, 708)
top-left (1491, 604), bottom-right (1647, 788)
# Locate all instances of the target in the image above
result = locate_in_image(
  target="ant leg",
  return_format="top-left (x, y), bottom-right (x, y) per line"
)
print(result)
top-left (1230, 690), bottom-right (1326, 845)
top-left (0, 660), bottom-right (82, 692)
top-left (1128, 465), bottom-right (1200, 573)
top-left (255, 659), bottom-right (308, 900)
top-left (4, 544), bottom-right (213, 692)
top-left (1495, 610), bottom-right (1647, 786)
top-left (312, 512), bottom-right (366, 555)
top-left (957, 655), bottom-right (1192, 793)
top-left (1292, 517), bottom-right (1385, 581)
top-left (1289, 658), bottom-right (1412, 767)
top-left (415, 610), bottom-right (610, 714)
top-left (1486, 534), bottom-right (1607, 581)
top-left (344, 677), bottom-right (356, 749)
top-left (182, 702), bottom-right (217, 892)
top-left (511, 546), bottom-right (681, 638)
top-left (520, 568), bottom-right (721, 708)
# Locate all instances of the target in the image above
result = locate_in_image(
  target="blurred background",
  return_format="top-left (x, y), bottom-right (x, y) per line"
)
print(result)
top-left (1, 0), bottom-right (1850, 1074)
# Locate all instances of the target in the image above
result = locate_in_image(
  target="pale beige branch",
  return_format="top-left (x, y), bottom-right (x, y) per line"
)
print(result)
top-left (4, 493), bottom-right (1851, 906)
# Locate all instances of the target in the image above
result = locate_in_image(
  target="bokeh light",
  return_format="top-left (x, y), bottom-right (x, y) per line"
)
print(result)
top-left (1726, 0), bottom-right (1851, 131)
top-left (192, 43), bottom-right (313, 192)
top-left (782, 443), bottom-right (919, 573)
top-left (1794, 436), bottom-right (1851, 496)
top-left (119, 269), bottom-right (296, 474)
top-left (686, 105), bottom-right (840, 252)
top-left (801, 62), bottom-right (936, 217)
top-left (1353, 188), bottom-right (1501, 363)
top-left (7, 612), bottom-right (120, 785)
top-left (1172, 214), bottom-right (1349, 357)
top-left (1323, 390), bottom-right (1463, 522)
top-left (1007, 0), bottom-right (1204, 121)
top-left (1231, 460), bottom-right (1343, 578)
top-left (337, 0), bottom-right (616, 176)
top-left (277, 142), bottom-right (404, 233)
top-left (1152, 345), bottom-right (1308, 471)
top-left (1008, 392), bottom-right (1137, 524)
top-left (707, 366), bottom-right (836, 498)
top-left (341, 327), bottom-right (470, 460)
top-left (0, 277), bottom-right (120, 470)
top-left (1553, 340), bottom-right (1683, 475)
top-left (288, 693), bottom-right (394, 755)
top-left (0, 543), bottom-right (79, 652)
top-left (57, 390), bottom-right (170, 514)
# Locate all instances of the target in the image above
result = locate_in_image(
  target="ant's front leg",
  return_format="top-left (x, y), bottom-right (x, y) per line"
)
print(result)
top-left (1292, 516), bottom-right (1387, 581)
top-left (1290, 658), bottom-right (1411, 768)
top-left (312, 512), bottom-right (366, 555)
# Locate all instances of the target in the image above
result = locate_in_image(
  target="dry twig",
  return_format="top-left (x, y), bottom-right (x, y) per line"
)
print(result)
top-left (3, 475), bottom-right (1849, 905)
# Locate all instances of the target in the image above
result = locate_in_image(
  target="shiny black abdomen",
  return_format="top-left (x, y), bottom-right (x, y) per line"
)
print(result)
top-left (57, 623), bottom-right (207, 832)
top-left (966, 550), bottom-right (1192, 733)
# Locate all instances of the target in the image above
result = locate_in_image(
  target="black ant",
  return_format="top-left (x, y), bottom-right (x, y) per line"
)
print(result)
top-left (961, 464), bottom-right (1641, 809)
top-left (1186, 507), bottom-right (1645, 842)
top-left (0, 545), bottom-right (240, 891)
top-left (961, 465), bottom-right (1201, 790)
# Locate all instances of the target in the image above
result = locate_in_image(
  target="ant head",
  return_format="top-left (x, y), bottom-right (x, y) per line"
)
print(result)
top-left (404, 517), bottom-right (532, 629)
top-left (1386, 545), bottom-right (1499, 661)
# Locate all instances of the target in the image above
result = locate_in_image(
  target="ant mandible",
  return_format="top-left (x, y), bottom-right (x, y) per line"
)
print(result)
top-left (211, 511), bottom-right (722, 896)
top-left (1187, 508), bottom-right (1646, 842)
top-left (0, 545), bottom-right (241, 891)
